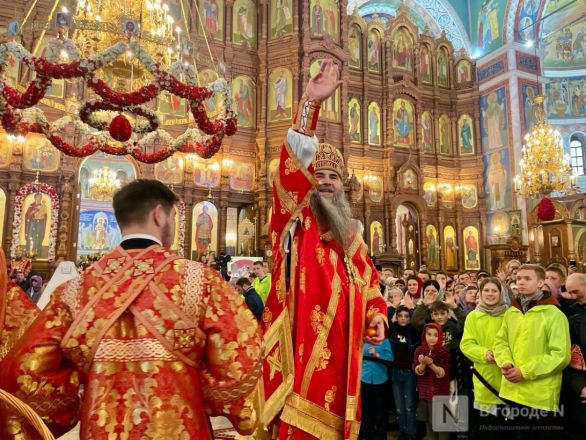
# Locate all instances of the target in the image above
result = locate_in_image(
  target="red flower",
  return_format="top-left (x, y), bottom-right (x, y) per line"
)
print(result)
top-left (109, 114), bottom-right (133, 142)
top-left (537, 197), bottom-right (556, 222)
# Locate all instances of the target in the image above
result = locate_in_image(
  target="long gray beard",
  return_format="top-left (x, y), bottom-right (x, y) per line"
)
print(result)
top-left (310, 190), bottom-right (355, 248)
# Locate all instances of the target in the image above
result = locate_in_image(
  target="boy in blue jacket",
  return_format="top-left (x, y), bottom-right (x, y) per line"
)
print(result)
top-left (360, 337), bottom-right (393, 440)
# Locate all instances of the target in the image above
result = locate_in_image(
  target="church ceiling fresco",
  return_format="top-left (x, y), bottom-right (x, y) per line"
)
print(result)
top-left (348, 0), bottom-right (472, 52)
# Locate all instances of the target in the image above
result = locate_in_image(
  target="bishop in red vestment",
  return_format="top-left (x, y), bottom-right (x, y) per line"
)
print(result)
top-left (258, 60), bottom-right (388, 440)
top-left (0, 180), bottom-right (262, 439)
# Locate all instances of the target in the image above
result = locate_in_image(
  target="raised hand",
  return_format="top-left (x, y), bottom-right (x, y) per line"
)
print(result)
top-left (403, 293), bottom-right (415, 309)
top-left (304, 59), bottom-right (344, 102)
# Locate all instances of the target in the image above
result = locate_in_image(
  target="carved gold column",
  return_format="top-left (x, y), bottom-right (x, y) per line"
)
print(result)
top-left (55, 175), bottom-right (74, 265)
top-left (566, 220), bottom-right (576, 261)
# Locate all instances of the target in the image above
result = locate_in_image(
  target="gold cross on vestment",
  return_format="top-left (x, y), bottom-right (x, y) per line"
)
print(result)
top-left (344, 254), bottom-right (366, 287)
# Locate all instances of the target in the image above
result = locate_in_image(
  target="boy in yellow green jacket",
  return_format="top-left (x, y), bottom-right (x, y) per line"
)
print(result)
top-left (494, 264), bottom-right (571, 438)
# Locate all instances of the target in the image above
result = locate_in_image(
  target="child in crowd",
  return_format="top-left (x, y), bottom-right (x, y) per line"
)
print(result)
top-left (460, 277), bottom-right (508, 438)
top-left (360, 338), bottom-right (394, 440)
top-left (386, 287), bottom-right (405, 322)
top-left (414, 323), bottom-right (451, 440)
top-left (390, 306), bottom-right (420, 440)
top-left (494, 264), bottom-right (571, 439)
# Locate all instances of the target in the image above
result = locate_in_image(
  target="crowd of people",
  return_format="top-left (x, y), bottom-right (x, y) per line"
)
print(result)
top-left (7, 245), bottom-right (45, 304)
top-left (358, 260), bottom-right (585, 440)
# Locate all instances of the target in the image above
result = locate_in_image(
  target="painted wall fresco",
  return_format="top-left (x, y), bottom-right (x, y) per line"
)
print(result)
top-left (456, 60), bottom-right (472, 83)
top-left (270, 0), bottom-right (293, 38)
top-left (420, 44), bottom-right (432, 83)
top-left (348, 98), bottom-right (362, 143)
top-left (393, 99), bottom-right (415, 148)
top-left (391, 27), bottom-right (413, 73)
top-left (230, 161), bottom-right (255, 191)
top-left (233, 0), bottom-right (257, 47)
top-left (368, 102), bottom-right (382, 146)
top-left (439, 114), bottom-right (452, 155)
top-left (154, 154), bottom-right (184, 185)
top-left (460, 184), bottom-right (478, 209)
top-left (193, 159), bottom-right (221, 188)
top-left (232, 75), bottom-right (256, 128)
top-left (423, 182), bottom-right (437, 207)
top-left (443, 225), bottom-right (458, 270)
top-left (517, 0), bottom-right (539, 42)
top-left (425, 224), bottom-right (440, 270)
top-left (310, 0), bottom-right (339, 40)
top-left (78, 208), bottom-right (122, 256)
top-left (402, 169), bottom-right (418, 190)
top-left (458, 114), bottom-right (475, 155)
top-left (192, 201), bottom-right (218, 260)
top-left (349, 24), bottom-right (362, 69)
top-left (20, 192), bottom-right (52, 260)
top-left (463, 226), bottom-right (481, 270)
top-left (268, 68), bottom-right (293, 122)
top-left (23, 134), bottom-right (60, 172)
top-left (198, 69), bottom-right (224, 119)
top-left (368, 29), bottom-right (382, 73)
top-left (471, 0), bottom-right (506, 56)
top-left (199, 0), bottom-right (224, 40)
top-left (546, 77), bottom-right (586, 119)
top-left (421, 111), bottom-right (434, 153)
top-left (480, 85), bottom-right (508, 153)
top-left (484, 149), bottom-right (512, 211)
top-left (542, 0), bottom-right (586, 70)
top-left (520, 80), bottom-right (540, 135)
top-left (370, 221), bottom-right (384, 255)
top-left (437, 46), bottom-right (450, 87)
top-left (366, 176), bottom-right (383, 202)
top-left (487, 209), bottom-right (511, 244)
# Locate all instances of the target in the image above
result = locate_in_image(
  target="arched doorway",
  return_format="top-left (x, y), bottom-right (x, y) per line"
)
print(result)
top-left (76, 153), bottom-right (137, 259)
top-left (395, 204), bottom-right (420, 270)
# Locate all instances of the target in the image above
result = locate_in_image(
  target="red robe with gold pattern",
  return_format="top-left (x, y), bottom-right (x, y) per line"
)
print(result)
top-left (0, 247), bottom-right (39, 362)
top-left (258, 127), bottom-right (387, 439)
top-left (0, 281), bottom-right (39, 361)
top-left (0, 245), bottom-right (262, 439)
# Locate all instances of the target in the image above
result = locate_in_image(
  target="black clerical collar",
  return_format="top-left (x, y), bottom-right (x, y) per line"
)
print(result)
top-left (120, 238), bottom-right (161, 250)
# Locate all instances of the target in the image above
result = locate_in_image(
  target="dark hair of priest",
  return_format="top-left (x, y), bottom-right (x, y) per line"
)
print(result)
top-left (113, 179), bottom-right (179, 228)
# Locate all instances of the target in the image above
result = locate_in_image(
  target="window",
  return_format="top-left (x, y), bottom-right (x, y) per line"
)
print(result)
top-left (570, 135), bottom-right (585, 176)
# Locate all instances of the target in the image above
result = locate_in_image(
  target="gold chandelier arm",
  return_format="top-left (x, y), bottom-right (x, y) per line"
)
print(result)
top-left (31, 0), bottom-right (61, 57)
top-left (192, 0), bottom-right (217, 73)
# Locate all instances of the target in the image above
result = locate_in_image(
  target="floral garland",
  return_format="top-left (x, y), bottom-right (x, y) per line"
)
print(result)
top-left (176, 201), bottom-right (186, 257)
top-left (22, 109), bottom-right (226, 162)
top-left (0, 38), bottom-right (237, 162)
top-left (10, 183), bottom-right (60, 262)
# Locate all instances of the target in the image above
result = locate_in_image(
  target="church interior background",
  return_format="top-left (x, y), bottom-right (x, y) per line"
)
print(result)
top-left (0, 0), bottom-right (585, 279)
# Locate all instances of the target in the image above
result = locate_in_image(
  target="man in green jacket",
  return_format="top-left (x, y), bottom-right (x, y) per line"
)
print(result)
top-left (494, 264), bottom-right (571, 438)
top-left (251, 260), bottom-right (271, 305)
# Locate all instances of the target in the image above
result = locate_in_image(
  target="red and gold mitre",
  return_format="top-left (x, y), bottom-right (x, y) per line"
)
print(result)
top-left (312, 143), bottom-right (345, 177)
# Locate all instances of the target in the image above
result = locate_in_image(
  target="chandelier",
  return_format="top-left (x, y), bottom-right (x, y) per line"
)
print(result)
top-left (73, 0), bottom-right (177, 70)
top-left (514, 96), bottom-right (574, 197)
top-left (88, 166), bottom-right (121, 200)
top-left (0, 0), bottom-right (236, 163)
